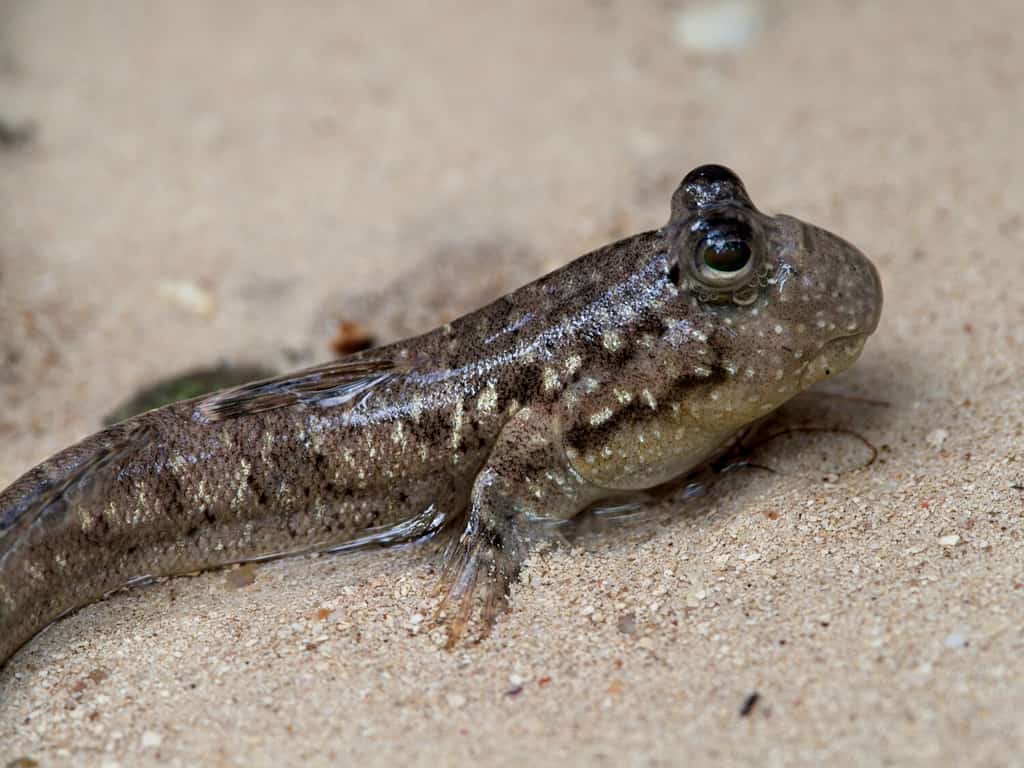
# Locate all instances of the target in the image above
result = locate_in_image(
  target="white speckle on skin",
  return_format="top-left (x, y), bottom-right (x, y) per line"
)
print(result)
top-left (133, 482), bottom-right (149, 517)
top-left (196, 478), bottom-right (210, 506)
top-left (774, 324), bottom-right (784, 334)
top-left (724, 361), bottom-right (738, 376)
top-left (614, 389), bottom-right (633, 405)
top-left (234, 458), bottom-right (252, 504)
top-left (583, 377), bottom-right (600, 393)
top-left (261, 431), bottom-right (275, 462)
top-left (167, 453), bottom-right (188, 476)
top-left (745, 367), bottom-right (756, 379)
top-left (565, 354), bottom-right (583, 375)
top-left (694, 365), bottom-right (712, 378)
top-left (408, 394), bottom-right (425, 422)
top-left (590, 408), bottom-right (614, 427)
top-left (451, 402), bottom-right (464, 451)
top-left (641, 389), bottom-right (658, 409)
top-left (477, 380), bottom-right (499, 413)
top-left (602, 330), bottom-right (624, 352)
top-left (543, 367), bottom-right (561, 393)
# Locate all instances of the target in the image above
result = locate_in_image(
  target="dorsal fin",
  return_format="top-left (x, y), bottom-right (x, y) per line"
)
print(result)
top-left (195, 358), bottom-right (404, 422)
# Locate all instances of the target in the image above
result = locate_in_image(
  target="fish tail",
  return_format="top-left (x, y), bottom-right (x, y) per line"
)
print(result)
top-left (0, 422), bottom-right (154, 666)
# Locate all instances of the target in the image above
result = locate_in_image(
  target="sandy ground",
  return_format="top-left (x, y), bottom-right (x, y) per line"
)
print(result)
top-left (1, 1), bottom-right (1022, 765)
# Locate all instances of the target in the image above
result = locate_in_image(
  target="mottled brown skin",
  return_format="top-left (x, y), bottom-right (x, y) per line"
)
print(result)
top-left (0, 166), bottom-right (882, 666)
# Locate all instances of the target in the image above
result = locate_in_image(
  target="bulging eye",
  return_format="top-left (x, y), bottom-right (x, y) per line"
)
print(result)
top-left (669, 204), bottom-right (762, 297)
top-left (693, 228), bottom-right (756, 288)
top-left (700, 237), bottom-right (751, 273)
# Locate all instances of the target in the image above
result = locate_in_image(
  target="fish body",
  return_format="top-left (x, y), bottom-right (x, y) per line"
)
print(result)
top-left (0, 165), bottom-right (882, 665)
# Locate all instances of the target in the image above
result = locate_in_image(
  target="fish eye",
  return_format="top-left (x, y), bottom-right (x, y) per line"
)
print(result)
top-left (692, 227), bottom-right (756, 288)
top-left (669, 205), bottom-right (762, 297)
top-left (699, 236), bottom-right (751, 274)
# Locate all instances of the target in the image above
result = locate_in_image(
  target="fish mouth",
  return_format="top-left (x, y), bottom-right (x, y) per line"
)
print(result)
top-left (799, 333), bottom-right (869, 388)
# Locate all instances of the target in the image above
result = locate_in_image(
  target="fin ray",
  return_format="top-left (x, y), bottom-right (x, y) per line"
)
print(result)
top-left (195, 358), bottom-right (404, 421)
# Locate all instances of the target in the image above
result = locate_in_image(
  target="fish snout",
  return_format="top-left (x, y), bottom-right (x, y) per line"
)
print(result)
top-left (795, 218), bottom-right (884, 342)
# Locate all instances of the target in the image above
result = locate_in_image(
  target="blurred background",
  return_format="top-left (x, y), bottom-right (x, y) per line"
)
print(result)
top-left (1, 0), bottom-right (1019, 462)
top-left (2, 1), bottom-right (1022, 764)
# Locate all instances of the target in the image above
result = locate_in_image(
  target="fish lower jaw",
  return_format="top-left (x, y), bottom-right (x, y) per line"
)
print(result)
top-left (799, 334), bottom-right (868, 389)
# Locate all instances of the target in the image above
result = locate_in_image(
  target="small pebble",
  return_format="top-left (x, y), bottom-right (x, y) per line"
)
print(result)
top-left (739, 691), bottom-right (761, 717)
top-left (926, 428), bottom-right (949, 450)
top-left (330, 320), bottom-right (375, 355)
top-left (673, 0), bottom-right (764, 54)
top-left (446, 693), bottom-right (467, 709)
top-left (224, 563), bottom-right (258, 589)
top-left (140, 731), bottom-right (163, 749)
top-left (617, 612), bottom-right (637, 635)
top-left (944, 632), bottom-right (969, 649)
top-left (938, 534), bottom-right (961, 547)
top-left (157, 280), bottom-right (216, 317)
